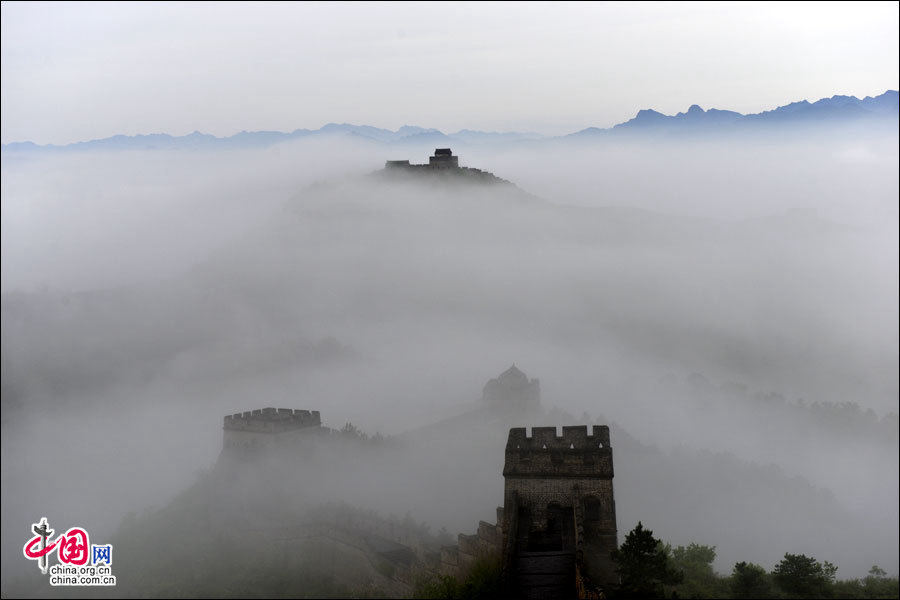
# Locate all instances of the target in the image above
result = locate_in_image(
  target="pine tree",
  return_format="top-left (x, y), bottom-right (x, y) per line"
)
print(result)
top-left (611, 522), bottom-right (683, 598)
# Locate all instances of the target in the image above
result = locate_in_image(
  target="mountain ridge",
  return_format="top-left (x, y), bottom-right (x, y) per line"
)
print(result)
top-left (583, 90), bottom-right (898, 136)
top-left (3, 90), bottom-right (896, 152)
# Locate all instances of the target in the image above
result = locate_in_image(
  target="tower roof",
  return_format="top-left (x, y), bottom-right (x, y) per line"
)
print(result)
top-left (499, 364), bottom-right (527, 381)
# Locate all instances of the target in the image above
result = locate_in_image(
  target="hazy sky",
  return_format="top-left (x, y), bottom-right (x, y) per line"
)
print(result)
top-left (1, 1), bottom-right (898, 144)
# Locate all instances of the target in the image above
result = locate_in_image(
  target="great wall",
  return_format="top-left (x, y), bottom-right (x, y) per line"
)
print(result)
top-left (217, 366), bottom-right (618, 598)
top-left (380, 148), bottom-right (513, 184)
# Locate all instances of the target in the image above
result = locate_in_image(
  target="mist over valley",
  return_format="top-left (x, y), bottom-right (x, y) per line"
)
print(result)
top-left (2, 107), bottom-right (898, 597)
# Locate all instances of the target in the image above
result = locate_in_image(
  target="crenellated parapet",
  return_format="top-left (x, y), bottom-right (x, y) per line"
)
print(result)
top-left (223, 407), bottom-right (321, 433)
top-left (220, 407), bottom-right (324, 455)
top-left (503, 426), bottom-right (613, 479)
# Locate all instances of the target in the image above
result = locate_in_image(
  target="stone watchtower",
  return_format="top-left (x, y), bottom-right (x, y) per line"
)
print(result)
top-left (382, 148), bottom-right (508, 183)
top-left (429, 148), bottom-right (459, 168)
top-left (482, 364), bottom-right (541, 414)
top-left (501, 426), bottom-right (618, 598)
top-left (222, 407), bottom-right (321, 454)
top-left (385, 148), bottom-right (460, 170)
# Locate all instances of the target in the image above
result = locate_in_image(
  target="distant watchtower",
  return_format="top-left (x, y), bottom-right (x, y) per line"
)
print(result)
top-left (502, 426), bottom-right (618, 597)
top-left (429, 148), bottom-right (459, 168)
top-left (222, 407), bottom-right (321, 454)
top-left (482, 365), bottom-right (541, 414)
top-left (382, 148), bottom-right (508, 183)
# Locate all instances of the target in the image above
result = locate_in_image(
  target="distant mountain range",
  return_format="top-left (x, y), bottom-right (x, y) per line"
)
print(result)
top-left (3, 90), bottom-right (896, 153)
top-left (570, 89), bottom-right (899, 138)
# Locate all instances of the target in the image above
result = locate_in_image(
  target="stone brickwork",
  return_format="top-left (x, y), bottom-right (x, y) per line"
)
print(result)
top-left (222, 407), bottom-right (322, 453)
top-left (504, 478), bottom-right (615, 531)
top-left (502, 425), bottom-right (618, 596)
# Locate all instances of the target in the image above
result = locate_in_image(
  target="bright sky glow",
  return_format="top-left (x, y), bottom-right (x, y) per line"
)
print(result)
top-left (2, 1), bottom-right (898, 144)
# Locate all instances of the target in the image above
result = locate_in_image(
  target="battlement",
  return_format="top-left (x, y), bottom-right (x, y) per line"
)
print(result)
top-left (503, 426), bottom-right (613, 479)
top-left (507, 426), bottom-right (610, 451)
top-left (223, 407), bottom-right (321, 433)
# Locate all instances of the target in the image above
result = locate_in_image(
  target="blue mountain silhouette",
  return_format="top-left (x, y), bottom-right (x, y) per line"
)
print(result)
top-left (3, 90), bottom-right (896, 152)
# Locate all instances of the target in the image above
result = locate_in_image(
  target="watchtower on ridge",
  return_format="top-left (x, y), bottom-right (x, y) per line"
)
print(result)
top-left (382, 148), bottom-right (508, 183)
top-left (429, 148), bottom-right (459, 168)
top-left (482, 364), bottom-right (541, 414)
